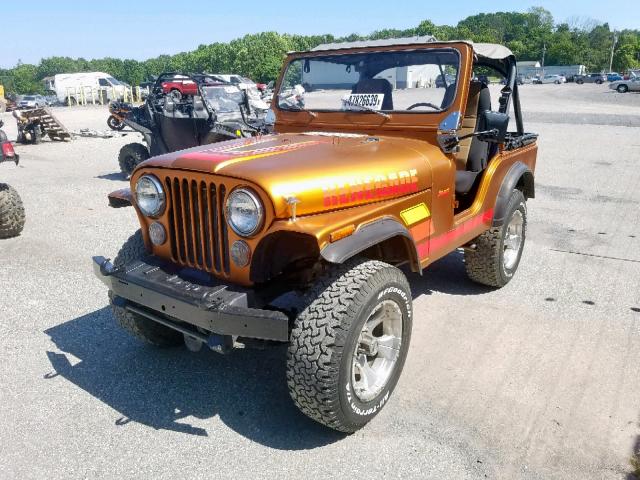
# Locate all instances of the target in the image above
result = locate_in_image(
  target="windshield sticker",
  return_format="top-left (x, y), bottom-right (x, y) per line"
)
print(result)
top-left (342, 93), bottom-right (384, 111)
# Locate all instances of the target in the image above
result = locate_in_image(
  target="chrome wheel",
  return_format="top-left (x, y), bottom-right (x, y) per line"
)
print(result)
top-left (503, 209), bottom-right (524, 270)
top-left (351, 299), bottom-right (403, 402)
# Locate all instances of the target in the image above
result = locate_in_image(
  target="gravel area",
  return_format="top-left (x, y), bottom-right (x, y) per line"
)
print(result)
top-left (0, 83), bottom-right (639, 479)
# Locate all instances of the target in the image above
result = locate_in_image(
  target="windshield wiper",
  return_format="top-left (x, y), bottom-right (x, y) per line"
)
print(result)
top-left (287, 105), bottom-right (317, 118)
top-left (342, 98), bottom-right (390, 119)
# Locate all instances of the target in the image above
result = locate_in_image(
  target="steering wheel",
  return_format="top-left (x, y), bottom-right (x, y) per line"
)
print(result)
top-left (406, 102), bottom-right (441, 111)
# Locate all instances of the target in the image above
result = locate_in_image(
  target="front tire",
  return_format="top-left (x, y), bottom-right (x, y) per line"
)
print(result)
top-left (0, 184), bottom-right (26, 239)
top-left (118, 142), bottom-right (149, 177)
top-left (110, 230), bottom-right (183, 347)
top-left (287, 259), bottom-right (412, 432)
top-left (107, 115), bottom-right (125, 130)
top-left (465, 189), bottom-right (527, 287)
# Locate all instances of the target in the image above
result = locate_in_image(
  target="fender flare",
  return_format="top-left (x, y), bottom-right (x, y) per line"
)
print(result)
top-left (320, 217), bottom-right (419, 271)
top-left (492, 162), bottom-right (535, 227)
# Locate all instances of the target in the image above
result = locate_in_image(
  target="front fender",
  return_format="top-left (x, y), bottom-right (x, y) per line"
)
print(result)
top-left (320, 217), bottom-right (419, 271)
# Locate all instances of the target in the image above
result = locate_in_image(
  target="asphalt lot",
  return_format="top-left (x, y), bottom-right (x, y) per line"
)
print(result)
top-left (0, 83), bottom-right (639, 479)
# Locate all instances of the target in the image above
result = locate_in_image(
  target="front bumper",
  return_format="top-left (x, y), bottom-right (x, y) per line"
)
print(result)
top-left (92, 255), bottom-right (289, 342)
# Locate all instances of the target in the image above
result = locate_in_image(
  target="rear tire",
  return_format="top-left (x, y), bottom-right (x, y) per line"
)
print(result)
top-left (464, 189), bottom-right (527, 288)
top-left (576, 79), bottom-right (584, 85)
top-left (0, 183), bottom-right (26, 239)
top-left (617, 84), bottom-right (628, 93)
top-left (287, 259), bottom-right (412, 433)
top-left (110, 230), bottom-right (183, 347)
top-left (118, 142), bottom-right (149, 177)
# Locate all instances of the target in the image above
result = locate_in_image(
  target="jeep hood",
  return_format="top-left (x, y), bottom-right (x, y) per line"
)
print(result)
top-left (140, 133), bottom-right (441, 218)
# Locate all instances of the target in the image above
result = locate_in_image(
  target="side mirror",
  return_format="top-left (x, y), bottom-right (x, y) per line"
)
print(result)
top-left (479, 111), bottom-right (509, 143)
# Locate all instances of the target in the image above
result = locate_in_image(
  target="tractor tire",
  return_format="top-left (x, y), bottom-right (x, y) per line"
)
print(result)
top-left (32, 127), bottom-right (42, 145)
top-left (617, 84), bottom-right (629, 93)
top-left (118, 143), bottom-right (149, 177)
top-left (464, 189), bottom-right (527, 288)
top-left (287, 259), bottom-right (412, 433)
top-left (109, 230), bottom-right (183, 347)
top-left (0, 183), bottom-right (26, 239)
top-left (107, 115), bottom-right (125, 131)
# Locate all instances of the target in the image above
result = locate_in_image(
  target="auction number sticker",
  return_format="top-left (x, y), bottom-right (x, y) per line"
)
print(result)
top-left (343, 93), bottom-right (384, 111)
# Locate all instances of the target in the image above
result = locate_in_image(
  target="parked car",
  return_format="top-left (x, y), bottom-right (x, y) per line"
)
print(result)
top-left (606, 72), bottom-right (623, 82)
top-left (46, 72), bottom-right (127, 105)
top-left (18, 94), bottom-right (48, 108)
top-left (609, 76), bottom-right (640, 93)
top-left (160, 75), bottom-right (198, 98)
top-left (575, 73), bottom-right (606, 84)
top-left (535, 74), bottom-right (566, 84)
top-left (435, 73), bottom-right (456, 88)
top-left (516, 74), bottom-right (534, 85)
top-left (211, 74), bottom-right (257, 91)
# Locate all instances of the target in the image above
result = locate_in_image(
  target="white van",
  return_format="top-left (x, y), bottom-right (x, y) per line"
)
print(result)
top-left (47, 72), bottom-right (127, 105)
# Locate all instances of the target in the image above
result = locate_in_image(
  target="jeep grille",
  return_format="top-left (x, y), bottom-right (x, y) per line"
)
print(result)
top-left (164, 176), bottom-right (230, 275)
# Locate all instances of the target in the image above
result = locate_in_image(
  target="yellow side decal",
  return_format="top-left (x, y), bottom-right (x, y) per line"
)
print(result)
top-left (400, 203), bottom-right (431, 226)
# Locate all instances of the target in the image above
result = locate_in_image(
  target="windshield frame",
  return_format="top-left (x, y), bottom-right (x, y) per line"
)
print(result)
top-left (276, 46), bottom-right (462, 116)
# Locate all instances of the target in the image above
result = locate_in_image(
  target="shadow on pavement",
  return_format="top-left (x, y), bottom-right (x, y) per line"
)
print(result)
top-left (95, 172), bottom-right (127, 181)
top-left (44, 307), bottom-right (344, 449)
top-left (408, 250), bottom-right (494, 298)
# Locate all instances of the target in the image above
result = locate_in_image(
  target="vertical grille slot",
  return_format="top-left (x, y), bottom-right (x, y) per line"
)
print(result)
top-left (219, 184), bottom-right (230, 274)
top-left (208, 183), bottom-right (221, 271)
top-left (163, 174), bottom-right (229, 275)
top-left (190, 180), bottom-right (203, 266)
top-left (181, 179), bottom-right (194, 264)
top-left (199, 182), bottom-right (213, 270)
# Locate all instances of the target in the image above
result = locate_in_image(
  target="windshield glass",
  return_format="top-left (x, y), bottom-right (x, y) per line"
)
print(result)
top-left (107, 77), bottom-right (121, 86)
top-left (278, 48), bottom-right (460, 113)
top-left (24, 96), bottom-right (35, 100)
top-left (202, 85), bottom-right (243, 112)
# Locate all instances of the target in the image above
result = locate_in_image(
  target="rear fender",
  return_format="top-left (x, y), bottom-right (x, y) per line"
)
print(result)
top-left (492, 162), bottom-right (534, 227)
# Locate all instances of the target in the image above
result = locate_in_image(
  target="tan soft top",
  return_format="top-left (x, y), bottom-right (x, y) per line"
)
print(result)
top-left (306, 37), bottom-right (514, 60)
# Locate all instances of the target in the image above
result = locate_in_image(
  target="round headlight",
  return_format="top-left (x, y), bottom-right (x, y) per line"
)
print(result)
top-left (135, 175), bottom-right (165, 217)
top-left (225, 188), bottom-right (263, 237)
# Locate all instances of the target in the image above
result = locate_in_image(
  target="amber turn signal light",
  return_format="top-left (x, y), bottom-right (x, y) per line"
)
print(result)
top-left (329, 224), bottom-right (355, 243)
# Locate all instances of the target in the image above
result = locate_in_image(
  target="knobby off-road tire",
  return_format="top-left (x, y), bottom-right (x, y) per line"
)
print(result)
top-left (287, 259), bottom-right (413, 433)
top-left (32, 126), bottom-right (42, 145)
top-left (110, 230), bottom-right (183, 347)
top-left (0, 184), bottom-right (26, 239)
top-left (107, 115), bottom-right (125, 131)
top-left (465, 189), bottom-right (527, 288)
top-left (118, 143), bottom-right (149, 177)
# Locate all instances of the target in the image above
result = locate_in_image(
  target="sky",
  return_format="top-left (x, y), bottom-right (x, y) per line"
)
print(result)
top-left (1, 0), bottom-right (638, 68)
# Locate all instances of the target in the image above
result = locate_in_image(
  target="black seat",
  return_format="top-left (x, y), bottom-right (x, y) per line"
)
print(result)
top-left (351, 78), bottom-right (394, 110)
top-left (455, 83), bottom-right (492, 195)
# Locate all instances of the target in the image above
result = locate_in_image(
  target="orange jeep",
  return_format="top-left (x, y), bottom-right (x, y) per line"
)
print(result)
top-left (94, 37), bottom-right (537, 432)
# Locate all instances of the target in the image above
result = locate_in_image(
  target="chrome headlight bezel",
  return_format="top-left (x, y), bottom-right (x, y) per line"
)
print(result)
top-left (135, 174), bottom-right (166, 218)
top-left (225, 188), bottom-right (264, 237)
